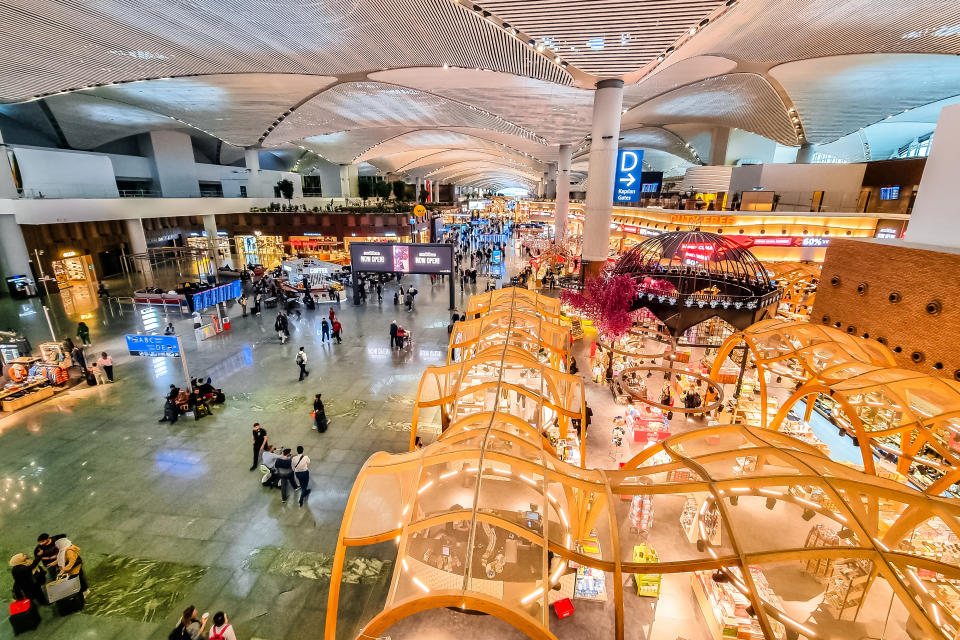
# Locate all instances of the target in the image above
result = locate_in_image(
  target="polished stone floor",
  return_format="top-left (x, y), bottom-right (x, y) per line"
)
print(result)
top-left (0, 266), bottom-right (465, 640)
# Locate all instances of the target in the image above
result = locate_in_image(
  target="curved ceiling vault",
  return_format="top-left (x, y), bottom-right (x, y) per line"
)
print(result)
top-left (0, 0), bottom-right (959, 189)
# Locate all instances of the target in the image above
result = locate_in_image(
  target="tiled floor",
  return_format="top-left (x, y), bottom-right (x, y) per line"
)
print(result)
top-left (0, 267), bottom-right (466, 640)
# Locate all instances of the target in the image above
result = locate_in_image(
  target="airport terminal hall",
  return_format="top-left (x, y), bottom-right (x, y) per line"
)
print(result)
top-left (2, 1), bottom-right (960, 639)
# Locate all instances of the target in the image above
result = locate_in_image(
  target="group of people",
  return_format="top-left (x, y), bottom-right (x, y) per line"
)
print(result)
top-left (9, 533), bottom-right (86, 609)
top-left (394, 284), bottom-right (418, 310)
top-left (320, 307), bottom-right (343, 343)
top-left (169, 606), bottom-right (236, 640)
top-left (250, 422), bottom-right (315, 506)
top-left (61, 332), bottom-right (115, 385)
top-left (388, 320), bottom-right (410, 349)
top-left (158, 377), bottom-right (225, 423)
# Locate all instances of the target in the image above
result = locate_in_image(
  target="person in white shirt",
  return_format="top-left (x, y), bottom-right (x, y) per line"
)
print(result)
top-left (96, 352), bottom-right (114, 382)
top-left (296, 347), bottom-right (309, 381)
top-left (293, 446), bottom-right (311, 507)
top-left (208, 611), bottom-right (236, 640)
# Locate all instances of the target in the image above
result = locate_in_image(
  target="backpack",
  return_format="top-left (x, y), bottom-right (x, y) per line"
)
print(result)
top-left (296, 352), bottom-right (304, 365)
top-left (168, 623), bottom-right (190, 640)
top-left (210, 624), bottom-right (231, 640)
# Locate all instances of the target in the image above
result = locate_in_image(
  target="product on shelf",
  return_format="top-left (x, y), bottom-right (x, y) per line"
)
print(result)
top-left (628, 495), bottom-right (654, 536)
top-left (632, 544), bottom-right (661, 598)
top-left (692, 568), bottom-right (785, 640)
top-left (821, 559), bottom-right (871, 620)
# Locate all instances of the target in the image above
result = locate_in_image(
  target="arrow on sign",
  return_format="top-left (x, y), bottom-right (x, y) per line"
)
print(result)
top-left (619, 173), bottom-right (636, 187)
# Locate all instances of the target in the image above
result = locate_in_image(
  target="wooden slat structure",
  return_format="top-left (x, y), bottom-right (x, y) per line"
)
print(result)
top-left (326, 296), bottom-right (954, 640)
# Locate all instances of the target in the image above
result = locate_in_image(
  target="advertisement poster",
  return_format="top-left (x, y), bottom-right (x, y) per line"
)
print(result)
top-left (393, 245), bottom-right (411, 272)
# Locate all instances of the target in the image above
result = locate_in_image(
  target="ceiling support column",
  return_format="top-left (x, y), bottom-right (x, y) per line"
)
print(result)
top-left (709, 127), bottom-right (730, 166)
top-left (581, 78), bottom-right (624, 279)
top-left (906, 102), bottom-right (960, 249)
top-left (555, 144), bottom-right (572, 245)
top-left (795, 142), bottom-right (814, 164)
top-left (0, 215), bottom-right (33, 285)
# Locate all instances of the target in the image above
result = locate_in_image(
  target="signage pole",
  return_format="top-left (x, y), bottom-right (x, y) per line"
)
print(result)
top-left (176, 336), bottom-right (191, 388)
top-left (449, 268), bottom-right (455, 310)
top-left (42, 305), bottom-right (57, 341)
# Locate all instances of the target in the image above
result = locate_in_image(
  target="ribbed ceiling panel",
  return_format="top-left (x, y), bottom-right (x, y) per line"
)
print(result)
top-left (0, 0), bottom-right (570, 102)
top-left (479, 0), bottom-right (727, 75)
top-left (628, 73), bottom-right (797, 145)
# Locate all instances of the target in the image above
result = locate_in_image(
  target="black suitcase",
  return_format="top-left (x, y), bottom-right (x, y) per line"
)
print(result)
top-left (318, 416), bottom-right (328, 433)
top-left (8, 600), bottom-right (41, 635)
top-left (85, 372), bottom-right (97, 386)
top-left (55, 592), bottom-right (84, 616)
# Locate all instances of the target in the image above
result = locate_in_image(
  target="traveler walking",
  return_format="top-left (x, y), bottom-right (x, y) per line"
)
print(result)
top-left (208, 612), bottom-right (236, 640)
top-left (76, 321), bottom-right (91, 346)
top-left (320, 318), bottom-right (330, 342)
top-left (331, 318), bottom-right (342, 344)
top-left (96, 352), bottom-right (114, 382)
top-left (275, 312), bottom-right (289, 344)
top-left (250, 423), bottom-right (268, 471)
top-left (293, 446), bottom-right (311, 507)
top-left (376, 283), bottom-right (383, 303)
top-left (313, 394), bottom-right (327, 432)
top-left (389, 320), bottom-right (399, 349)
top-left (296, 347), bottom-right (309, 381)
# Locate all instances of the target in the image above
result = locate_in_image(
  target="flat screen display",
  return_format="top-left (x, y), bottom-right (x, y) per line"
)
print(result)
top-left (880, 186), bottom-right (900, 200)
top-left (641, 182), bottom-right (660, 193)
top-left (350, 242), bottom-right (452, 273)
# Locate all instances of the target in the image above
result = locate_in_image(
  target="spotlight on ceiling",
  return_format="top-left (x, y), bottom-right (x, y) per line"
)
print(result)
top-left (838, 528), bottom-right (854, 539)
top-left (656, 54), bottom-right (665, 61)
top-left (765, 497), bottom-right (776, 510)
top-left (711, 570), bottom-right (729, 583)
top-left (802, 508), bottom-right (815, 521)
top-left (729, 495), bottom-right (739, 506)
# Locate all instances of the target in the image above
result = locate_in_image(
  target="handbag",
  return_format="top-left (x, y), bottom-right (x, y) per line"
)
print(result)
top-left (43, 575), bottom-right (81, 603)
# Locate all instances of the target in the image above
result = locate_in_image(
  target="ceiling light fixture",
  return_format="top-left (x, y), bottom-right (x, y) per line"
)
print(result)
top-left (689, 27), bottom-right (698, 35)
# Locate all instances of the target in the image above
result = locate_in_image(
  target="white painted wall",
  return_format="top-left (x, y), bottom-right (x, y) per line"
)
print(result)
top-left (13, 146), bottom-right (119, 198)
top-left (307, 159), bottom-right (343, 198)
top-left (757, 163), bottom-right (866, 211)
top-left (907, 102), bottom-right (960, 248)
top-left (195, 163), bottom-right (249, 197)
top-left (106, 154), bottom-right (154, 180)
top-left (725, 129), bottom-right (778, 165)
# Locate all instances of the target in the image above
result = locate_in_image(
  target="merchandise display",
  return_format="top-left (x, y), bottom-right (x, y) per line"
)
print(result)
top-left (692, 568), bottom-right (786, 640)
top-left (631, 544), bottom-right (661, 598)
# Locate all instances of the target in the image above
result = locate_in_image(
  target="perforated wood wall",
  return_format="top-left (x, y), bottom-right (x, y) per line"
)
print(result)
top-left (812, 238), bottom-right (960, 379)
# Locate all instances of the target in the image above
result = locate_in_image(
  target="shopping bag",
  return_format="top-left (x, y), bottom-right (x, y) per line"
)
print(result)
top-left (43, 576), bottom-right (80, 603)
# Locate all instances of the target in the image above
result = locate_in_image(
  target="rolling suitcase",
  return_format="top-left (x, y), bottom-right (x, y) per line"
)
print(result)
top-left (85, 372), bottom-right (97, 386)
top-left (8, 599), bottom-right (41, 635)
top-left (44, 575), bottom-right (82, 617)
top-left (318, 415), bottom-right (328, 433)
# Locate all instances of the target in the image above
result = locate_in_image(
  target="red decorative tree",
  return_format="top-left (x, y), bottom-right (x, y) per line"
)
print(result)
top-left (561, 270), bottom-right (638, 339)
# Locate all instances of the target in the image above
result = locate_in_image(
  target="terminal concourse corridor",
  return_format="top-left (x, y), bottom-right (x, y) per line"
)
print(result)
top-left (0, 271), bottom-right (465, 640)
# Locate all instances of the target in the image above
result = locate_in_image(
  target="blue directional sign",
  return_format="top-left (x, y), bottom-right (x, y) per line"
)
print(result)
top-left (125, 334), bottom-right (181, 358)
top-left (613, 148), bottom-right (644, 203)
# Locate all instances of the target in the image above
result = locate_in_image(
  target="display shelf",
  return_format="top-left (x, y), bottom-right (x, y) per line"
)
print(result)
top-left (821, 559), bottom-right (870, 620)
top-left (692, 569), bottom-right (785, 640)
top-left (802, 524), bottom-right (845, 580)
top-left (628, 495), bottom-right (654, 536)
top-left (574, 531), bottom-right (607, 601)
top-left (632, 544), bottom-right (661, 598)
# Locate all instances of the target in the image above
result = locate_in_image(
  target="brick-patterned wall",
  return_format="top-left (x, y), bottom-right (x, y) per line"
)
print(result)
top-left (812, 238), bottom-right (960, 380)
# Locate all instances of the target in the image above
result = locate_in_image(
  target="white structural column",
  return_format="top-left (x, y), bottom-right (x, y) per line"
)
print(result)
top-left (555, 144), bottom-right (573, 244)
top-left (709, 127), bottom-right (730, 166)
top-left (144, 130), bottom-right (200, 197)
top-left (415, 177), bottom-right (422, 202)
top-left (433, 180), bottom-right (440, 203)
top-left (0, 215), bottom-right (32, 282)
top-left (795, 142), bottom-right (814, 164)
top-left (581, 79), bottom-right (625, 276)
top-left (203, 214), bottom-right (222, 270)
top-left (907, 103), bottom-right (960, 249)
top-left (244, 148), bottom-right (263, 198)
top-left (545, 163), bottom-right (558, 200)
top-left (124, 218), bottom-right (153, 285)
top-left (339, 164), bottom-right (358, 199)
top-left (0, 130), bottom-right (20, 199)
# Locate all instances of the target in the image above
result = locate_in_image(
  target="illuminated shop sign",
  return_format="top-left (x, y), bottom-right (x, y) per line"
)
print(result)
top-left (669, 214), bottom-right (736, 226)
top-left (349, 242), bottom-right (453, 274)
top-left (729, 236), bottom-right (831, 248)
top-left (680, 242), bottom-right (715, 262)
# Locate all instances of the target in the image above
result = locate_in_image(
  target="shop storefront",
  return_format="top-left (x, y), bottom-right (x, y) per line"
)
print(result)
top-left (234, 234), bottom-right (284, 268)
top-left (51, 251), bottom-right (97, 288)
top-left (287, 235), bottom-right (348, 264)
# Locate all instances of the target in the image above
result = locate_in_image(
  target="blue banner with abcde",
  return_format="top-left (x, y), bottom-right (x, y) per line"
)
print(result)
top-left (125, 334), bottom-right (181, 358)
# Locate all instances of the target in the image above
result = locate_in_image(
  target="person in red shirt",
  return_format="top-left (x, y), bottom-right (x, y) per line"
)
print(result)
top-left (331, 319), bottom-right (342, 344)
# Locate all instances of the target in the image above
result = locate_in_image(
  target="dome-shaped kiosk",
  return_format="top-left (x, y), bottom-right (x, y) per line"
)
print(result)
top-left (611, 231), bottom-right (781, 335)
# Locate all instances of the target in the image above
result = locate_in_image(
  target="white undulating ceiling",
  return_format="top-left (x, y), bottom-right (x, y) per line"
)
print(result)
top-left (0, 0), bottom-right (957, 188)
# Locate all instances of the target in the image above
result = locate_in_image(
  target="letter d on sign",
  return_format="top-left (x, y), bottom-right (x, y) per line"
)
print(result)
top-left (620, 151), bottom-right (639, 173)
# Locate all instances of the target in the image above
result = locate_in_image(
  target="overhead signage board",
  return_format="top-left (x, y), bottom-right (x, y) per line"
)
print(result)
top-left (125, 334), bottom-right (181, 358)
top-left (192, 279), bottom-right (242, 311)
top-left (613, 149), bottom-right (644, 203)
top-left (729, 235), bottom-right (831, 249)
top-left (349, 242), bottom-right (453, 274)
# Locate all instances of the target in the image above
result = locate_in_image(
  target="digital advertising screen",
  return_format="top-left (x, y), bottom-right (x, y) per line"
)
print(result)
top-left (350, 242), bottom-right (452, 274)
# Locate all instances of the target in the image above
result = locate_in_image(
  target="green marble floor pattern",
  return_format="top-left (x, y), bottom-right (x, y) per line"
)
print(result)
top-left (0, 271), bottom-right (459, 640)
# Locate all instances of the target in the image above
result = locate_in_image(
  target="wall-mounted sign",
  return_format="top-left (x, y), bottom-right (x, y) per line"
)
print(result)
top-left (413, 204), bottom-right (426, 217)
top-left (61, 251), bottom-right (78, 257)
top-left (669, 214), bottom-right (736, 226)
top-left (349, 242), bottom-right (453, 274)
top-left (613, 149), bottom-right (644, 203)
top-left (729, 235), bottom-right (831, 249)
top-left (125, 334), bottom-right (181, 357)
